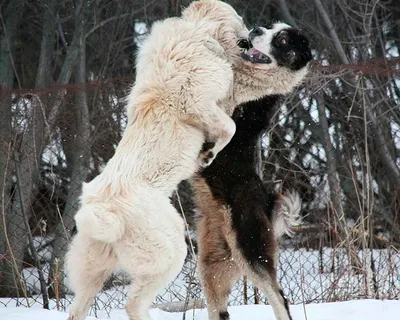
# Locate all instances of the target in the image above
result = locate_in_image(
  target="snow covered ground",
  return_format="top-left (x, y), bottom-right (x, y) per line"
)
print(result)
top-left (4, 246), bottom-right (398, 319)
top-left (1, 299), bottom-right (400, 320)
top-left (19, 247), bottom-right (400, 307)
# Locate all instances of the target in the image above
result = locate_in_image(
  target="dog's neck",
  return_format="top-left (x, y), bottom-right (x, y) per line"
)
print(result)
top-left (231, 62), bottom-right (309, 106)
top-left (217, 61), bottom-right (309, 116)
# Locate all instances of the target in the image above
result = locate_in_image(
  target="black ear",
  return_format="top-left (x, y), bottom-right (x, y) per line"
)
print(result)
top-left (264, 21), bottom-right (275, 29)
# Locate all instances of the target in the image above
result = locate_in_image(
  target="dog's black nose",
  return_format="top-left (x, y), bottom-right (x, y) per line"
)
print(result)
top-left (249, 27), bottom-right (264, 39)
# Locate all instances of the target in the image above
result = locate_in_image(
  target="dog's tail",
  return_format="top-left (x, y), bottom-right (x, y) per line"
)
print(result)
top-left (74, 203), bottom-right (125, 243)
top-left (271, 190), bottom-right (302, 239)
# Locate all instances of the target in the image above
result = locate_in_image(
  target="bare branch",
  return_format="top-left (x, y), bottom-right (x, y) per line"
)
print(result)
top-left (276, 0), bottom-right (298, 28)
top-left (313, 0), bottom-right (350, 64)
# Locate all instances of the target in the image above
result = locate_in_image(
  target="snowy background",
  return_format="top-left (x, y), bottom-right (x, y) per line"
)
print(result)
top-left (2, 246), bottom-right (399, 318)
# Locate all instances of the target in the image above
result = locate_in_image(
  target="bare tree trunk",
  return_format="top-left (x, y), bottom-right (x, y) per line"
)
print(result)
top-left (0, 0), bottom-right (27, 298)
top-left (169, 0), bottom-right (182, 17)
top-left (363, 99), bottom-right (400, 186)
top-left (1, 7), bottom-right (56, 291)
top-left (0, 0), bottom-right (25, 86)
top-left (316, 94), bottom-right (345, 229)
top-left (0, 93), bottom-right (14, 297)
top-left (35, 1), bottom-right (56, 89)
top-left (2, 91), bottom-right (48, 299)
top-left (276, 0), bottom-right (298, 28)
top-left (48, 20), bottom-right (91, 297)
top-left (14, 163), bottom-right (49, 308)
top-left (0, 0), bottom-right (57, 298)
top-left (0, 0), bottom-right (87, 298)
top-left (313, 0), bottom-right (350, 64)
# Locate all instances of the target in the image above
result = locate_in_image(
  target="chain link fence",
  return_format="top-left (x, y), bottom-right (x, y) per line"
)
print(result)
top-left (1, 59), bottom-right (400, 315)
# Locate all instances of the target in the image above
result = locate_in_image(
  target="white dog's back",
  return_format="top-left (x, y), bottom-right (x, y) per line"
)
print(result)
top-left (73, 16), bottom-right (235, 244)
top-left (66, 2), bottom-right (246, 319)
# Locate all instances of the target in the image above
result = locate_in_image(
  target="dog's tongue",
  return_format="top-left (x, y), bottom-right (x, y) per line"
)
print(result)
top-left (247, 48), bottom-right (264, 58)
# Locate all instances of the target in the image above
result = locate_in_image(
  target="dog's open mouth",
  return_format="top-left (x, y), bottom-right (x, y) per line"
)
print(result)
top-left (241, 48), bottom-right (272, 64)
top-left (237, 38), bottom-right (272, 64)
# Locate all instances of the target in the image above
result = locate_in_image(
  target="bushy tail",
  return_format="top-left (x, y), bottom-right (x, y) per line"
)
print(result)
top-left (74, 203), bottom-right (125, 243)
top-left (271, 190), bottom-right (302, 238)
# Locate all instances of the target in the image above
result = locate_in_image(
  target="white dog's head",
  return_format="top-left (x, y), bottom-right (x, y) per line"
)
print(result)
top-left (181, 0), bottom-right (249, 62)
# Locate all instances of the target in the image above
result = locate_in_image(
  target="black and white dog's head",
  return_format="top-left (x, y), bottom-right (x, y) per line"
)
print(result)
top-left (238, 22), bottom-right (312, 71)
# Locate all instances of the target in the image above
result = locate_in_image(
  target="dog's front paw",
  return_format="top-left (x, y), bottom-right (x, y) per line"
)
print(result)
top-left (198, 141), bottom-right (216, 167)
top-left (199, 150), bottom-right (215, 167)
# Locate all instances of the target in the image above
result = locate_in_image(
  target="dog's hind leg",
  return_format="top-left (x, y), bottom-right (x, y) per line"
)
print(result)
top-left (124, 268), bottom-right (183, 320)
top-left (124, 277), bottom-right (161, 320)
top-left (200, 256), bottom-right (240, 320)
top-left (197, 226), bottom-right (240, 320)
top-left (117, 206), bottom-right (188, 320)
top-left (66, 234), bottom-right (117, 320)
top-left (123, 248), bottom-right (187, 320)
top-left (246, 269), bottom-right (292, 320)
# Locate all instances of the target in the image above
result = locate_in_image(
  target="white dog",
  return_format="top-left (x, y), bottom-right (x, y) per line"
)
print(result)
top-left (66, 2), bottom-right (249, 320)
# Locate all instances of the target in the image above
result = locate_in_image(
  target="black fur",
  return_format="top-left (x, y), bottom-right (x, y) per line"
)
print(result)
top-left (201, 95), bottom-right (282, 275)
top-left (271, 28), bottom-right (312, 71)
top-left (194, 23), bottom-right (311, 319)
top-left (201, 141), bottom-right (215, 152)
top-left (244, 25), bottom-right (312, 69)
top-left (219, 311), bottom-right (230, 320)
top-left (200, 141), bottom-right (215, 165)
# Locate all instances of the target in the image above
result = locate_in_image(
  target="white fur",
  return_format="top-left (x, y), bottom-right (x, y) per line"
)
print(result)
top-left (65, 2), bottom-right (251, 320)
top-left (272, 190), bottom-right (302, 238)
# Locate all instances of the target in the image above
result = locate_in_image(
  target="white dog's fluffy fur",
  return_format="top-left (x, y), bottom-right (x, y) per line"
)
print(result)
top-left (65, 2), bottom-right (311, 320)
top-left (66, 2), bottom-right (249, 320)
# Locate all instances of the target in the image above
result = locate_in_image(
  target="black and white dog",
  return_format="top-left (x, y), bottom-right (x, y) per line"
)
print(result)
top-left (192, 23), bottom-right (312, 320)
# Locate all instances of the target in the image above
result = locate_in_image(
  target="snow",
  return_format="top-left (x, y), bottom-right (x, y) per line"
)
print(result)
top-left (1, 299), bottom-right (399, 320)
top-left (18, 247), bottom-right (400, 312)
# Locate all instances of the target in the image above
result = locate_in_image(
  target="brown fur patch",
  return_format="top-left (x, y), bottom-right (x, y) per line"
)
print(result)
top-left (193, 173), bottom-right (291, 320)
